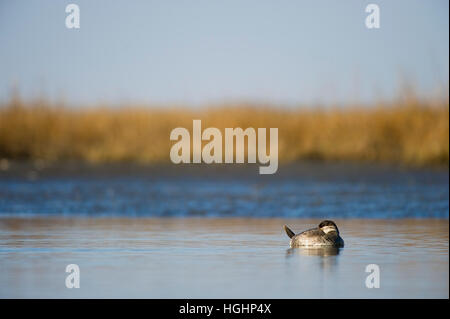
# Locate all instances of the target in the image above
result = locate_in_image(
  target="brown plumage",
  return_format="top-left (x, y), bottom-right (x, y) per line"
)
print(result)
top-left (283, 220), bottom-right (344, 248)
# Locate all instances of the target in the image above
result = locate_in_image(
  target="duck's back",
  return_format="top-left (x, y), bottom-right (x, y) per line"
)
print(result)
top-left (290, 228), bottom-right (344, 247)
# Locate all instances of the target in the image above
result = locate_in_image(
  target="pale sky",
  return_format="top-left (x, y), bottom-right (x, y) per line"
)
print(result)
top-left (0, 0), bottom-right (448, 106)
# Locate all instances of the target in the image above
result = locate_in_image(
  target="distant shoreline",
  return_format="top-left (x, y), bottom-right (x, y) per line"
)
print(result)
top-left (0, 160), bottom-right (448, 183)
top-left (1, 98), bottom-right (448, 169)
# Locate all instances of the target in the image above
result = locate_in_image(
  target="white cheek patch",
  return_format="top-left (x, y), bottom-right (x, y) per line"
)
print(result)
top-left (321, 226), bottom-right (337, 234)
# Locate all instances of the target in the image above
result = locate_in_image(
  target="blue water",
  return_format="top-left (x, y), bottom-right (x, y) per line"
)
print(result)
top-left (0, 164), bottom-right (448, 298)
top-left (0, 218), bottom-right (448, 298)
top-left (0, 164), bottom-right (448, 218)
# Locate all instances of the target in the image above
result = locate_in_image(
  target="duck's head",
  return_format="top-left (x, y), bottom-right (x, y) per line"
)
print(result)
top-left (319, 220), bottom-right (340, 234)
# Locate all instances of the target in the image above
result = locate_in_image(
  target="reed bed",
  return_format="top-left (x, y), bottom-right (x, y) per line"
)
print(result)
top-left (0, 96), bottom-right (448, 167)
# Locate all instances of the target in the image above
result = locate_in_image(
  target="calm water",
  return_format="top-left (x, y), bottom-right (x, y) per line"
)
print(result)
top-left (0, 218), bottom-right (448, 298)
top-left (0, 163), bottom-right (448, 218)
top-left (0, 163), bottom-right (448, 298)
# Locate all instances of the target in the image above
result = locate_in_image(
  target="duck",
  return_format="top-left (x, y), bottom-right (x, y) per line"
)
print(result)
top-left (283, 220), bottom-right (344, 248)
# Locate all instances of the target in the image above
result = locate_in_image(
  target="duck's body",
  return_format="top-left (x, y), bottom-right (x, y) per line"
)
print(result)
top-left (284, 220), bottom-right (344, 248)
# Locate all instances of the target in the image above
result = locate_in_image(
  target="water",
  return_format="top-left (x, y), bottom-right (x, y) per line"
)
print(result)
top-left (0, 163), bottom-right (448, 298)
top-left (0, 163), bottom-right (448, 218)
top-left (0, 218), bottom-right (448, 298)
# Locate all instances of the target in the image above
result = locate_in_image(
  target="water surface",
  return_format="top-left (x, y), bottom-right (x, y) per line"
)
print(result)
top-left (0, 163), bottom-right (448, 298)
top-left (0, 163), bottom-right (448, 218)
top-left (0, 218), bottom-right (448, 298)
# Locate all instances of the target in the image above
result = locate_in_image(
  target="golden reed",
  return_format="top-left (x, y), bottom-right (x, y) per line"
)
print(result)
top-left (0, 95), bottom-right (448, 167)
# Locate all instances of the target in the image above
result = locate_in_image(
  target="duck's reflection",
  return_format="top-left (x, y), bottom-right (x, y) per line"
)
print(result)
top-left (285, 247), bottom-right (341, 271)
top-left (286, 247), bottom-right (341, 257)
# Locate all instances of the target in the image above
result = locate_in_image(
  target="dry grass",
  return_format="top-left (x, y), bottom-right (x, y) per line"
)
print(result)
top-left (0, 95), bottom-right (448, 167)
